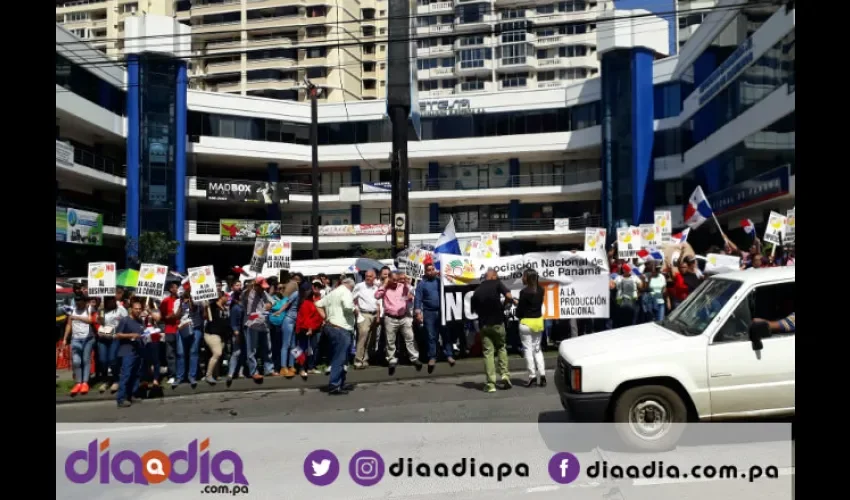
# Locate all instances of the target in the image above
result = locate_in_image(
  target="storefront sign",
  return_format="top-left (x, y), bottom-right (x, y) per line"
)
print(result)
top-left (419, 99), bottom-right (484, 117)
top-left (362, 181), bottom-right (412, 193)
top-left (698, 38), bottom-right (754, 105)
top-left (318, 224), bottom-right (390, 236)
top-left (206, 180), bottom-right (280, 204)
top-left (56, 140), bottom-right (74, 167)
top-left (706, 165), bottom-right (790, 216)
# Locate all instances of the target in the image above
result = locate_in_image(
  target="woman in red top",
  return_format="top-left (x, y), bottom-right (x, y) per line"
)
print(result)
top-left (295, 281), bottom-right (325, 380)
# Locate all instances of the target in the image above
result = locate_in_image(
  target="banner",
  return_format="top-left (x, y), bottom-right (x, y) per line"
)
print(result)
top-left (362, 181), bottom-right (412, 193)
top-left (554, 219), bottom-right (570, 233)
top-left (639, 224), bottom-right (661, 248)
top-left (704, 254), bottom-right (742, 274)
top-left (654, 210), bottom-right (672, 241)
top-left (318, 224), bottom-right (390, 236)
top-left (584, 228), bottom-right (606, 253)
top-left (461, 238), bottom-right (483, 258)
top-left (763, 211), bottom-right (787, 245)
top-left (136, 263), bottom-right (168, 298)
top-left (480, 233), bottom-right (500, 259)
top-left (439, 252), bottom-right (609, 324)
top-left (785, 208), bottom-right (795, 244)
top-left (206, 180), bottom-right (280, 204)
top-left (64, 208), bottom-right (103, 246)
top-left (616, 227), bottom-right (642, 260)
top-left (220, 220), bottom-right (282, 242)
top-left (250, 240), bottom-right (268, 273)
top-left (87, 262), bottom-right (116, 297)
top-left (266, 240), bottom-right (292, 270)
top-left (56, 206), bottom-right (67, 242)
top-left (188, 266), bottom-right (218, 302)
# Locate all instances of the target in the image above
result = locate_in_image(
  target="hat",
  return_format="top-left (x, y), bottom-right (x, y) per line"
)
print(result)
top-left (254, 276), bottom-right (270, 289)
top-left (311, 279), bottom-right (325, 288)
top-left (621, 264), bottom-right (632, 274)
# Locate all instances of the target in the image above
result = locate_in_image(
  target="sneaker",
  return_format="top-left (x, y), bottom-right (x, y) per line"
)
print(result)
top-left (324, 366), bottom-right (332, 375)
top-left (485, 385), bottom-right (497, 393)
top-left (499, 377), bottom-right (513, 390)
top-left (98, 383), bottom-right (108, 393)
top-left (79, 383), bottom-right (90, 395)
top-left (447, 357), bottom-right (456, 367)
top-left (189, 379), bottom-right (197, 388)
top-left (109, 383), bottom-right (119, 393)
top-left (117, 401), bottom-right (132, 408)
top-left (308, 369), bottom-right (321, 375)
top-left (70, 383), bottom-right (82, 395)
top-left (205, 377), bottom-right (217, 385)
top-left (299, 370), bottom-right (308, 380)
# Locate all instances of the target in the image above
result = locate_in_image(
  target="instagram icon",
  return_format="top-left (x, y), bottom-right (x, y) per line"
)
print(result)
top-left (349, 450), bottom-right (385, 487)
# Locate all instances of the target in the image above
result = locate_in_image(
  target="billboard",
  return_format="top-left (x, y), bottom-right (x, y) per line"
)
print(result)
top-left (57, 206), bottom-right (103, 246)
top-left (220, 219), bottom-right (282, 242)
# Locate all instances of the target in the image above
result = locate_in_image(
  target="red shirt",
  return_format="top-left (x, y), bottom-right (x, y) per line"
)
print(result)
top-left (672, 273), bottom-right (689, 302)
top-left (160, 296), bottom-right (180, 334)
top-left (295, 296), bottom-right (323, 333)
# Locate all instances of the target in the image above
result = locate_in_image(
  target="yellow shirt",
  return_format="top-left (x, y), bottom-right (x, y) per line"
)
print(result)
top-left (316, 286), bottom-right (356, 331)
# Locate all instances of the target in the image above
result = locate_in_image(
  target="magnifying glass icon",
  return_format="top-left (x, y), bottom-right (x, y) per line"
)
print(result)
top-left (146, 458), bottom-right (166, 476)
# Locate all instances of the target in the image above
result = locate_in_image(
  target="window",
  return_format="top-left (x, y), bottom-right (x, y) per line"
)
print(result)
top-left (364, 80), bottom-right (376, 90)
top-left (307, 48), bottom-right (327, 58)
top-left (417, 58), bottom-right (438, 70)
top-left (713, 282), bottom-right (795, 343)
top-left (559, 45), bottom-right (588, 57)
top-left (665, 278), bottom-right (742, 336)
top-left (306, 67), bottom-right (327, 78)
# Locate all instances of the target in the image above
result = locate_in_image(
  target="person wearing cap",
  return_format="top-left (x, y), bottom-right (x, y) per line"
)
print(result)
top-left (610, 263), bottom-right (643, 328)
top-left (243, 276), bottom-right (275, 381)
top-left (315, 277), bottom-right (357, 395)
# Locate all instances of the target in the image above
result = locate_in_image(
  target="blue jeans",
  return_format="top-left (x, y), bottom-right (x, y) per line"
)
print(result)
top-left (423, 310), bottom-right (452, 361)
top-left (325, 326), bottom-right (352, 391)
top-left (96, 338), bottom-right (120, 380)
top-left (71, 336), bottom-right (95, 384)
top-left (246, 326), bottom-right (275, 376)
top-left (176, 327), bottom-right (202, 382)
top-left (115, 347), bottom-right (142, 404)
top-left (281, 316), bottom-right (296, 369)
top-left (652, 301), bottom-right (666, 322)
top-left (228, 332), bottom-right (245, 378)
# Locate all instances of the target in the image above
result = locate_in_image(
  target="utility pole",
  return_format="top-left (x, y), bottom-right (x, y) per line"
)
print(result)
top-left (307, 80), bottom-right (321, 259)
top-left (387, 0), bottom-right (411, 257)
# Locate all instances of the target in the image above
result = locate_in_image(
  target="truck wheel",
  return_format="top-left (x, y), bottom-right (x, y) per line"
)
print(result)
top-left (612, 385), bottom-right (688, 452)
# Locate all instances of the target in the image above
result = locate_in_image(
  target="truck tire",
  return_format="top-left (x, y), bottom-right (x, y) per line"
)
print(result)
top-left (612, 384), bottom-right (688, 452)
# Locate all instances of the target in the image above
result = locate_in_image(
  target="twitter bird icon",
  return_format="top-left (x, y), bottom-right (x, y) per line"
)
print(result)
top-left (304, 450), bottom-right (339, 486)
top-left (312, 459), bottom-right (331, 477)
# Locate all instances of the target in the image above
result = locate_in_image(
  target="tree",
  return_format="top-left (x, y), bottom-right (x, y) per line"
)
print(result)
top-left (126, 231), bottom-right (180, 267)
top-left (363, 247), bottom-right (392, 260)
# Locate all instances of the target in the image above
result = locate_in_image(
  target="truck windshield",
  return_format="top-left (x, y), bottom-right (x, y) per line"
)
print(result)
top-left (662, 278), bottom-right (741, 336)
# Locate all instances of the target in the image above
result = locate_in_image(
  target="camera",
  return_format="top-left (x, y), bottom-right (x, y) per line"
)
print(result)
top-left (355, 457), bottom-right (379, 480)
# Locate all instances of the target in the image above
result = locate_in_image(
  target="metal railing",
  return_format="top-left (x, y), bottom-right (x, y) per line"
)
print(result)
top-left (194, 215), bottom-right (601, 238)
top-left (72, 147), bottom-right (126, 177)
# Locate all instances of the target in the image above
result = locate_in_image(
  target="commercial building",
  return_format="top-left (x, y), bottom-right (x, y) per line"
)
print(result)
top-left (55, 0), bottom-right (795, 274)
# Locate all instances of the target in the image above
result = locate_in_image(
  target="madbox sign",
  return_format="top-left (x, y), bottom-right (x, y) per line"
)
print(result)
top-left (419, 99), bottom-right (485, 117)
top-left (64, 438), bottom-right (249, 486)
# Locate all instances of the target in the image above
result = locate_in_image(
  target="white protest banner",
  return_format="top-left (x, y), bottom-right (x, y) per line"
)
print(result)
top-left (439, 251), bottom-right (609, 325)
top-left (250, 240), bottom-right (268, 273)
top-left (87, 262), bottom-right (116, 297)
top-left (480, 233), bottom-right (500, 259)
top-left (763, 211), bottom-right (787, 245)
top-left (266, 240), bottom-right (292, 270)
top-left (704, 254), bottom-right (741, 274)
top-left (654, 210), bottom-right (672, 241)
top-left (584, 228), bottom-right (606, 253)
top-left (188, 266), bottom-right (218, 302)
top-left (136, 263), bottom-right (168, 298)
top-left (462, 239), bottom-right (483, 258)
top-left (639, 224), bottom-right (661, 248)
top-left (617, 227), bottom-right (642, 260)
top-left (785, 208), bottom-right (795, 244)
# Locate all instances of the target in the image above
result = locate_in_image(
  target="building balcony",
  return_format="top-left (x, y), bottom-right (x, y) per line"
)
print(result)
top-left (453, 36), bottom-right (496, 51)
top-left (537, 55), bottom-right (597, 70)
top-left (494, 0), bottom-right (553, 7)
top-left (416, 24), bottom-right (455, 36)
top-left (417, 44), bottom-right (455, 58)
top-left (417, 1), bottom-right (454, 15)
top-left (247, 14), bottom-right (307, 30)
top-left (417, 66), bottom-right (456, 80)
top-left (205, 60), bottom-right (242, 74)
top-left (536, 79), bottom-right (567, 89)
top-left (496, 55), bottom-right (537, 72)
top-left (56, 1), bottom-right (108, 15)
top-left (246, 57), bottom-right (297, 71)
top-left (455, 59), bottom-right (494, 76)
top-left (534, 32), bottom-right (595, 48)
top-left (210, 81), bottom-right (243, 93)
top-left (192, 20), bottom-right (243, 35)
top-left (419, 88), bottom-right (456, 98)
top-left (204, 38), bottom-right (245, 52)
top-left (455, 81), bottom-right (494, 93)
top-left (184, 0), bottom-right (242, 16)
top-left (453, 15), bottom-right (497, 33)
top-left (530, 8), bottom-right (601, 26)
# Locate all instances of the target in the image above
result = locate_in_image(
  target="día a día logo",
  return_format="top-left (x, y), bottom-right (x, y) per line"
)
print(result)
top-left (64, 438), bottom-right (249, 486)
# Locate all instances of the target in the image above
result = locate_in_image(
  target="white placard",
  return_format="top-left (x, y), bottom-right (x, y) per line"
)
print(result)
top-left (265, 240), bottom-right (292, 270)
top-left (617, 227), bottom-right (643, 260)
top-left (639, 224), bottom-right (661, 248)
top-left (188, 266), bottom-right (218, 302)
top-left (584, 228), bottom-right (606, 253)
top-left (654, 210), bottom-right (672, 240)
top-left (135, 263), bottom-right (168, 298)
top-left (785, 208), bottom-right (795, 244)
top-left (554, 218), bottom-right (570, 233)
top-left (480, 233), bottom-right (500, 259)
top-left (250, 240), bottom-right (268, 272)
top-left (704, 254), bottom-right (742, 274)
top-left (763, 211), bottom-right (787, 245)
top-left (87, 262), bottom-right (116, 297)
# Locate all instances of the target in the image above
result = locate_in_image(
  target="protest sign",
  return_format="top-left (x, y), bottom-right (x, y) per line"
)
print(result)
top-left (405, 247), bottom-right (433, 281)
top-left (639, 224), bottom-right (661, 248)
top-left (617, 227), bottom-right (642, 259)
top-left (704, 254), bottom-right (741, 274)
top-left (584, 228), bottom-right (606, 253)
top-left (188, 266), bottom-right (218, 302)
top-left (481, 233), bottom-right (500, 259)
top-left (439, 252), bottom-right (609, 325)
top-left (265, 240), bottom-right (292, 270)
top-left (763, 211), bottom-right (787, 245)
top-left (462, 239), bottom-right (483, 258)
top-left (87, 262), bottom-right (116, 297)
top-left (785, 208), bottom-right (795, 244)
top-left (654, 211), bottom-right (672, 241)
top-left (136, 263), bottom-right (168, 298)
top-left (250, 240), bottom-right (268, 273)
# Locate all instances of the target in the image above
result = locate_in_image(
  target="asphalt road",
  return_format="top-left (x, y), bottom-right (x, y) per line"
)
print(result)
top-left (57, 372), bottom-right (793, 500)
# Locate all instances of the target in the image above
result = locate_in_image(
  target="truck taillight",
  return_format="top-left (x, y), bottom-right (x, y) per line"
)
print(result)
top-left (570, 366), bottom-right (582, 392)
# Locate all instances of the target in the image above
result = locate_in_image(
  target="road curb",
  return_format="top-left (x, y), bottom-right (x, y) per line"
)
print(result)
top-left (56, 356), bottom-right (556, 405)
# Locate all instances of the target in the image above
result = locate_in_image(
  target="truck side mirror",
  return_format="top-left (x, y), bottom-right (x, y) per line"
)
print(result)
top-left (749, 321), bottom-right (769, 351)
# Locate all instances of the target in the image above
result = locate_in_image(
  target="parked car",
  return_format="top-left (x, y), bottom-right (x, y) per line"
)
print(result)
top-left (555, 266), bottom-right (795, 450)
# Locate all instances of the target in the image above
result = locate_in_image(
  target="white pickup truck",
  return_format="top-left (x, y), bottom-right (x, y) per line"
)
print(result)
top-left (555, 266), bottom-right (795, 450)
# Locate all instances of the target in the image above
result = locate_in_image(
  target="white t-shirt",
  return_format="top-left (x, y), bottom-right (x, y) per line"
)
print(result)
top-left (70, 307), bottom-right (93, 340)
top-left (352, 282), bottom-right (380, 313)
top-left (615, 275), bottom-right (642, 302)
top-left (103, 306), bottom-right (128, 329)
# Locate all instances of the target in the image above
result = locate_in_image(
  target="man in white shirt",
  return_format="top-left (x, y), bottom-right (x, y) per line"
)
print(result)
top-left (315, 278), bottom-right (356, 395)
top-left (352, 270), bottom-right (382, 369)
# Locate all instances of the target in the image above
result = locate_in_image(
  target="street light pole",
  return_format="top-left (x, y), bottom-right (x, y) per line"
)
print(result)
top-left (307, 81), bottom-right (321, 259)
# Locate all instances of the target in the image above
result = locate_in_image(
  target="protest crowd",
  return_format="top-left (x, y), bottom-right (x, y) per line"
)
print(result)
top-left (58, 198), bottom-right (796, 407)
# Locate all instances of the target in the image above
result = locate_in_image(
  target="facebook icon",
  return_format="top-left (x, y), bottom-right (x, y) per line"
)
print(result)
top-left (548, 452), bottom-right (581, 484)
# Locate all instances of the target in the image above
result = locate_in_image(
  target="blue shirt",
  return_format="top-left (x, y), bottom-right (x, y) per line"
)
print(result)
top-left (229, 303), bottom-right (244, 334)
top-left (285, 290), bottom-right (300, 319)
top-left (116, 316), bottom-right (145, 356)
top-left (414, 276), bottom-right (441, 312)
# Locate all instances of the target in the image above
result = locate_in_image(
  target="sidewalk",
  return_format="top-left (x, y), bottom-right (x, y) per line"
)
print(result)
top-left (56, 352), bottom-right (558, 404)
